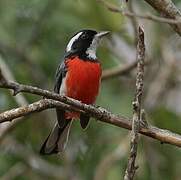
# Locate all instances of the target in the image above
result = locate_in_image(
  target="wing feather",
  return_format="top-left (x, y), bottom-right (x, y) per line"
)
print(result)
top-left (54, 61), bottom-right (67, 128)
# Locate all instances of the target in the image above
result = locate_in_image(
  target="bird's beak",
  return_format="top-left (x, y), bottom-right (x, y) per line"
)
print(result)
top-left (96, 31), bottom-right (110, 38)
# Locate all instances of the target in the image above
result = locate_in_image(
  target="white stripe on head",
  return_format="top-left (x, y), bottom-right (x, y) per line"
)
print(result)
top-left (66, 32), bottom-right (83, 52)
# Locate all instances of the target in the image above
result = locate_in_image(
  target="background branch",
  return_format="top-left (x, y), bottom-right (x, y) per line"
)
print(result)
top-left (0, 55), bottom-right (52, 143)
top-left (2, 137), bottom-right (66, 179)
top-left (98, 0), bottom-right (181, 24)
top-left (144, 0), bottom-right (181, 36)
top-left (98, 0), bottom-right (181, 36)
top-left (1, 162), bottom-right (27, 180)
top-left (102, 61), bottom-right (137, 80)
top-left (0, 55), bottom-right (28, 143)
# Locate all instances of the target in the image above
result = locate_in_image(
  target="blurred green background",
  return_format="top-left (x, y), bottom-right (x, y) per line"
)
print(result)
top-left (0, 0), bottom-right (181, 179)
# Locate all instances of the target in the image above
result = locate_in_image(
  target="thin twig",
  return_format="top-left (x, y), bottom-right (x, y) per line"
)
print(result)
top-left (0, 81), bottom-right (181, 147)
top-left (124, 27), bottom-right (145, 180)
top-left (98, 0), bottom-right (181, 25)
top-left (144, 0), bottom-right (181, 36)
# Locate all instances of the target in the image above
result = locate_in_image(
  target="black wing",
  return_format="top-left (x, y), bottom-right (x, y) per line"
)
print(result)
top-left (54, 61), bottom-right (67, 93)
top-left (54, 61), bottom-right (67, 128)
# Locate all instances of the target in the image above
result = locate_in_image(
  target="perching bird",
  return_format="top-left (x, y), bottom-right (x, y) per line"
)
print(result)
top-left (40, 29), bottom-right (109, 155)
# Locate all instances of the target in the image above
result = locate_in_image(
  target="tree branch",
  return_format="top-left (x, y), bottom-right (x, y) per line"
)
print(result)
top-left (144, 0), bottom-right (181, 36)
top-left (0, 80), bottom-right (181, 147)
top-left (98, 0), bottom-right (181, 25)
top-left (0, 99), bottom-right (79, 123)
top-left (124, 27), bottom-right (145, 180)
top-left (98, 0), bottom-right (181, 36)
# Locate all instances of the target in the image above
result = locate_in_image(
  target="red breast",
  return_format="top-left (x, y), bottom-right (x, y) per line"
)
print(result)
top-left (65, 57), bottom-right (102, 105)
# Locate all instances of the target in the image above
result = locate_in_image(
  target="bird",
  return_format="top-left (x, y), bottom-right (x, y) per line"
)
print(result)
top-left (40, 29), bottom-right (109, 155)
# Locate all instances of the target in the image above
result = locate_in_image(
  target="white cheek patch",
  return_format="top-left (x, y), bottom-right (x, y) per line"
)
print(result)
top-left (66, 32), bottom-right (83, 52)
top-left (86, 36), bottom-right (99, 59)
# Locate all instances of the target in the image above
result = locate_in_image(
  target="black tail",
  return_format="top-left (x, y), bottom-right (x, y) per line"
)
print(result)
top-left (40, 120), bottom-right (72, 155)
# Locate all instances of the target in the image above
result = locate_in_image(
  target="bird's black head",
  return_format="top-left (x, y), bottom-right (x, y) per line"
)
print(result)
top-left (65, 29), bottom-right (109, 60)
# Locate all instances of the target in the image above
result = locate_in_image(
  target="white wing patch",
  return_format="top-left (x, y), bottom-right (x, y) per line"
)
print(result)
top-left (59, 77), bottom-right (67, 95)
top-left (66, 32), bottom-right (83, 52)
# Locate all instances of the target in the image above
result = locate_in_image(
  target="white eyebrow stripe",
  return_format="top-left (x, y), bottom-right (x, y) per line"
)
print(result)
top-left (66, 32), bottom-right (83, 52)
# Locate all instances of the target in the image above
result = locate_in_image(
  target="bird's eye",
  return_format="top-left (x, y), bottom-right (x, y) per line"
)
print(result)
top-left (81, 34), bottom-right (88, 39)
